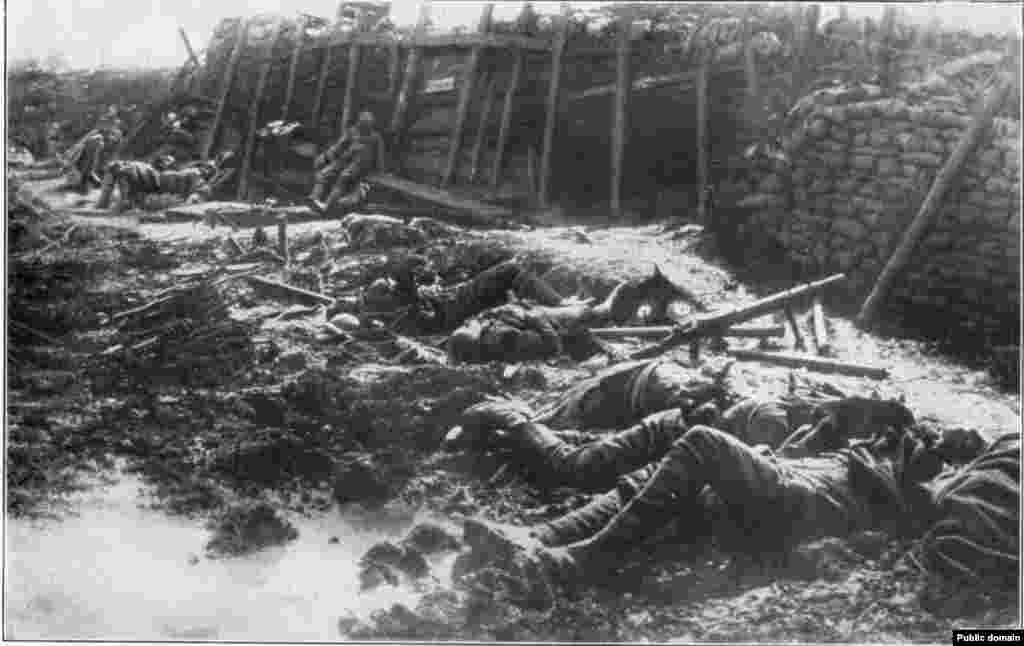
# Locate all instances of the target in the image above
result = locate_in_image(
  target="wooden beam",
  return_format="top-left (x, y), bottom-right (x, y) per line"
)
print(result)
top-left (610, 9), bottom-right (633, 219)
top-left (569, 64), bottom-right (746, 102)
top-left (591, 325), bottom-right (785, 340)
top-left (390, 3), bottom-right (432, 155)
top-left (311, 45), bottom-right (335, 129)
top-left (339, 14), bottom-right (365, 132)
top-left (245, 275), bottom-right (335, 306)
top-left (387, 40), bottom-right (402, 98)
top-left (857, 71), bottom-right (1014, 327)
top-left (783, 305), bottom-right (806, 351)
top-left (237, 21), bottom-right (284, 200)
top-left (203, 19), bottom-right (248, 159)
top-left (282, 18), bottom-right (305, 121)
top-left (538, 4), bottom-right (570, 208)
top-left (327, 30), bottom-right (551, 52)
top-left (490, 45), bottom-right (524, 194)
top-left (469, 75), bottom-right (497, 183)
top-left (727, 349), bottom-right (890, 380)
top-left (442, 3), bottom-right (493, 188)
top-left (178, 27), bottom-right (200, 67)
top-left (742, 9), bottom-right (760, 124)
top-left (695, 54), bottom-right (710, 225)
top-left (877, 5), bottom-right (897, 92)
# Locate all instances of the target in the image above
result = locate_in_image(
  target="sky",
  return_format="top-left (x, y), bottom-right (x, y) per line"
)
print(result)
top-left (6, 1), bottom-right (1022, 70)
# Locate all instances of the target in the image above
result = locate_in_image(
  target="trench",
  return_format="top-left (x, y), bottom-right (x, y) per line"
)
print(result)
top-left (5, 464), bottom-right (460, 641)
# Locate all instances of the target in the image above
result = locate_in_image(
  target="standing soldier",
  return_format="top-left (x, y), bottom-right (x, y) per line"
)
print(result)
top-left (308, 110), bottom-right (387, 212)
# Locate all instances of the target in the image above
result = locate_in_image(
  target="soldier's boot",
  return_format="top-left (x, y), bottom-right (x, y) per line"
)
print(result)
top-left (531, 489), bottom-right (625, 547)
top-left (95, 173), bottom-right (116, 209)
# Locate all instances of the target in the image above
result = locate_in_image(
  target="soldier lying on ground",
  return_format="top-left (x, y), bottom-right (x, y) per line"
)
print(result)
top-left (358, 262), bottom-right (703, 363)
top-left (96, 154), bottom-right (229, 211)
top-left (309, 110), bottom-right (387, 212)
top-left (452, 396), bottom-right (1015, 589)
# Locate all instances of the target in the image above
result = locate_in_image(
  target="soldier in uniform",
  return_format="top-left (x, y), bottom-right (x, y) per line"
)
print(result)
top-left (309, 110), bottom-right (387, 212)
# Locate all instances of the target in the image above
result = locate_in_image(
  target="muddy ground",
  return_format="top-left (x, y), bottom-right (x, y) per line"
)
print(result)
top-left (6, 173), bottom-right (1020, 641)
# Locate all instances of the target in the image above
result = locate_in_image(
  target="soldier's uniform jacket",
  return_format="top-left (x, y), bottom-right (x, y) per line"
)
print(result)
top-left (320, 127), bottom-right (386, 174)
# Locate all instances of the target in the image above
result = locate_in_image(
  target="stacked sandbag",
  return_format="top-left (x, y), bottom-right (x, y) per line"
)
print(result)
top-left (736, 82), bottom-right (1020, 346)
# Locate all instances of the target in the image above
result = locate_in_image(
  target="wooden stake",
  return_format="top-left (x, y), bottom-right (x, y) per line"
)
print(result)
top-left (237, 21), bottom-right (284, 201)
top-left (857, 71), bottom-right (1014, 327)
top-left (311, 43), bottom-right (335, 129)
top-left (811, 296), bottom-right (830, 355)
top-left (538, 3), bottom-right (570, 208)
top-left (282, 17), bottom-right (305, 121)
top-left (390, 3), bottom-right (432, 156)
top-left (783, 305), bottom-right (806, 351)
top-left (277, 214), bottom-right (290, 264)
top-left (469, 75), bottom-right (497, 184)
top-left (727, 349), bottom-right (890, 380)
top-left (490, 46), bottom-right (524, 194)
top-left (245, 275), bottom-right (335, 306)
top-left (387, 40), bottom-right (402, 98)
top-left (204, 19), bottom-right (248, 159)
top-left (610, 10), bottom-right (633, 218)
top-left (442, 3), bottom-right (493, 188)
top-left (695, 53), bottom-right (710, 225)
top-left (178, 27), bottom-right (200, 67)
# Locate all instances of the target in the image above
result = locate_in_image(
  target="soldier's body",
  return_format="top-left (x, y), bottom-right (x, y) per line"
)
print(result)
top-left (62, 123), bottom-right (122, 192)
top-left (309, 110), bottom-right (387, 212)
top-left (96, 158), bottom-right (219, 211)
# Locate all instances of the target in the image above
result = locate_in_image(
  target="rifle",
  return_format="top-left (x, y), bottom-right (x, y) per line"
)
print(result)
top-left (631, 274), bottom-right (846, 360)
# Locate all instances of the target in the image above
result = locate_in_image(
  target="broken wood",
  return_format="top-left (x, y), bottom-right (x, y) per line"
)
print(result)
top-left (21, 224), bottom-right (78, 259)
top-left (538, 4), bottom-right (570, 208)
top-left (204, 19), bottom-right (249, 159)
top-left (857, 70), bottom-right (1015, 327)
top-left (726, 349), bottom-right (890, 380)
top-left (277, 214), bottom-right (290, 264)
top-left (442, 3), bottom-right (493, 189)
top-left (469, 75), bottom-right (497, 184)
top-left (610, 8), bottom-right (632, 218)
top-left (490, 45), bottom-right (524, 194)
top-left (178, 27), bottom-right (200, 67)
top-left (237, 20), bottom-right (284, 200)
top-left (244, 275), bottom-right (335, 306)
top-left (783, 305), bottom-right (806, 351)
top-left (590, 325), bottom-right (785, 340)
top-left (811, 296), bottom-right (830, 355)
top-left (282, 18), bottom-right (305, 120)
top-left (631, 274), bottom-right (845, 359)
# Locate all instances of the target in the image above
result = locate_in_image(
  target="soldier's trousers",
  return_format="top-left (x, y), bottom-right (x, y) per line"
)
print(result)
top-left (432, 261), bottom-right (565, 330)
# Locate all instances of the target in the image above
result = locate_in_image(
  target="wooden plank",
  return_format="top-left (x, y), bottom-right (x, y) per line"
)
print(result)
top-left (282, 18), bottom-right (305, 121)
top-left (490, 44), bottom-right (525, 194)
top-left (203, 19), bottom-right (249, 159)
top-left (237, 21), bottom-right (284, 200)
top-left (811, 296), bottom-right (830, 355)
top-left (727, 349), bottom-right (889, 380)
top-left (857, 71), bottom-right (1014, 327)
top-left (610, 9), bottom-right (633, 218)
top-left (538, 4), bottom-right (570, 208)
top-left (591, 325), bottom-right (785, 340)
top-left (390, 3), bottom-right (432, 154)
top-left (695, 55), bottom-right (710, 224)
top-left (442, 3), bottom-right (493, 188)
top-left (469, 75), bottom-right (497, 183)
top-left (368, 173), bottom-right (521, 225)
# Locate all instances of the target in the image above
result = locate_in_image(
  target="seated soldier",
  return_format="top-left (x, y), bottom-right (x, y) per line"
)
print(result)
top-left (456, 402), bottom-right (1005, 588)
top-left (61, 121), bottom-right (122, 192)
top-left (309, 110), bottom-right (387, 212)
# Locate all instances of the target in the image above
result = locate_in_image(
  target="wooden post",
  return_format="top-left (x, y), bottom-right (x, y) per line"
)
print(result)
top-left (469, 75), bottom-right (497, 183)
top-left (741, 9), bottom-right (760, 125)
top-left (727, 349), bottom-right (889, 380)
top-left (387, 40), bottom-right (402, 98)
top-left (610, 10), bottom-right (633, 218)
top-left (203, 19), bottom-right (248, 160)
top-left (877, 5), bottom-right (896, 93)
top-left (857, 71), bottom-right (1014, 327)
top-left (282, 17), bottom-right (305, 121)
top-left (311, 44), bottom-right (334, 130)
top-left (442, 3), bottom-right (493, 189)
top-left (237, 21), bottom-right (284, 201)
top-left (490, 46), bottom-right (524, 195)
top-left (339, 9), bottom-right (368, 133)
top-left (391, 2), bottom-right (432, 159)
top-left (783, 305), bottom-right (806, 351)
top-left (538, 4), bottom-right (570, 208)
top-left (811, 296), bottom-right (830, 355)
top-left (695, 53), bottom-right (710, 225)
top-left (277, 214), bottom-right (290, 264)
top-left (178, 27), bottom-right (200, 67)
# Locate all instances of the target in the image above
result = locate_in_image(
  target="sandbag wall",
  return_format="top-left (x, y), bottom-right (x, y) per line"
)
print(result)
top-left (734, 84), bottom-right (1020, 347)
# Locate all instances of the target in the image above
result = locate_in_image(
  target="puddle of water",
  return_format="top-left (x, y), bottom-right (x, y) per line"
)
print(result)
top-left (5, 472), bottom-right (446, 641)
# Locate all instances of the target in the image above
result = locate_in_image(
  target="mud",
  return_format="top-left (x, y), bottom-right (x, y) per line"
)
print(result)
top-left (5, 174), bottom-right (1019, 641)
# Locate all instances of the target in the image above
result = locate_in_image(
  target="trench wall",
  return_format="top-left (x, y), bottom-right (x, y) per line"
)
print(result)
top-left (729, 84), bottom-right (1020, 346)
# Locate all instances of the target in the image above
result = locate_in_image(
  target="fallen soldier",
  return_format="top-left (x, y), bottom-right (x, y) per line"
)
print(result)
top-left (359, 262), bottom-right (702, 363)
top-left (456, 400), bottom-right (1012, 589)
top-left (96, 156), bottom-right (224, 211)
top-left (309, 110), bottom-right (387, 212)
